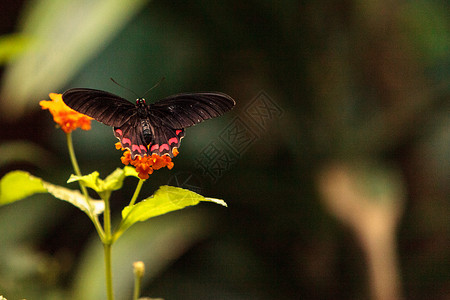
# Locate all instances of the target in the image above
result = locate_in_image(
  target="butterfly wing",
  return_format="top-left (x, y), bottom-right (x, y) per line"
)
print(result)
top-left (114, 123), bottom-right (184, 159)
top-left (62, 89), bottom-right (235, 159)
top-left (148, 127), bottom-right (185, 157)
top-left (113, 119), bottom-right (150, 158)
top-left (144, 92), bottom-right (234, 157)
top-left (148, 92), bottom-right (236, 129)
top-left (62, 88), bottom-right (136, 127)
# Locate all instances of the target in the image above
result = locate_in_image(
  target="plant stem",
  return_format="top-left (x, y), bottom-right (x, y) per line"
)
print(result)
top-left (103, 193), bottom-right (112, 237)
top-left (66, 132), bottom-right (115, 299)
top-left (103, 192), bottom-right (114, 300)
top-left (133, 261), bottom-right (145, 300)
top-left (66, 132), bottom-right (105, 240)
top-left (66, 132), bottom-right (87, 194)
top-left (133, 271), bottom-right (141, 300)
top-left (103, 242), bottom-right (114, 300)
top-left (112, 179), bottom-right (145, 242)
top-left (129, 179), bottom-right (145, 207)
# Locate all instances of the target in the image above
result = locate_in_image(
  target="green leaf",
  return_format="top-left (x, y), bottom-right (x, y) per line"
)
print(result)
top-left (42, 181), bottom-right (104, 216)
top-left (0, 170), bottom-right (46, 205)
top-left (123, 165), bottom-right (140, 179)
top-left (103, 168), bottom-right (128, 191)
top-left (115, 186), bottom-right (227, 240)
top-left (68, 171), bottom-right (101, 191)
top-left (0, 170), bottom-right (104, 216)
top-left (68, 167), bottom-right (138, 193)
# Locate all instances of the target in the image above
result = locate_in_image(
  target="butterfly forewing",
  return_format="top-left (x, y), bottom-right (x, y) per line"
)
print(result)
top-left (149, 92), bottom-right (236, 128)
top-left (62, 88), bottom-right (136, 127)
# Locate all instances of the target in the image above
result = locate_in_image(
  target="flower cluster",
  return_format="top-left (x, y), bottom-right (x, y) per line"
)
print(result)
top-left (40, 93), bottom-right (93, 133)
top-left (116, 143), bottom-right (177, 180)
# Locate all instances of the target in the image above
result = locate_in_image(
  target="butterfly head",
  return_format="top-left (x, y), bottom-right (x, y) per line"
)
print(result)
top-left (136, 98), bottom-right (147, 106)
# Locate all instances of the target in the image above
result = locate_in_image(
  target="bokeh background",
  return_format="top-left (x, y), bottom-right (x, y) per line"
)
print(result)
top-left (0, 0), bottom-right (449, 299)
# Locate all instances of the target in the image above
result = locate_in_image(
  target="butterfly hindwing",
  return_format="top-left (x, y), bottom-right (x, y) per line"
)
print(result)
top-left (62, 88), bottom-right (136, 127)
top-left (113, 117), bottom-right (149, 158)
top-left (148, 126), bottom-right (184, 157)
top-left (114, 116), bottom-right (184, 159)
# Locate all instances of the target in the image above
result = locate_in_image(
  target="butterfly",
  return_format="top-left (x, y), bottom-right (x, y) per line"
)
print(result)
top-left (62, 88), bottom-right (235, 159)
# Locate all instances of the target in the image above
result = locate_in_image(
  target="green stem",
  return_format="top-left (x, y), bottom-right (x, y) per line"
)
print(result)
top-left (132, 261), bottom-right (145, 300)
top-left (133, 271), bottom-right (141, 300)
top-left (103, 242), bottom-right (114, 300)
top-left (103, 193), bottom-right (112, 237)
top-left (66, 132), bottom-right (105, 240)
top-left (112, 179), bottom-right (145, 242)
top-left (66, 132), bottom-right (114, 299)
top-left (129, 179), bottom-right (145, 207)
top-left (66, 132), bottom-right (87, 193)
top-left (103, 192), bottom-right (114, 300)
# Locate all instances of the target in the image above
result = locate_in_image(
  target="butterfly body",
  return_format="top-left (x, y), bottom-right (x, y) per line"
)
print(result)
top-left (62, 88), bottom-right (235, 159)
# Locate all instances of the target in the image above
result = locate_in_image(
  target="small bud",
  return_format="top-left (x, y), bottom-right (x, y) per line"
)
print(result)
top-left (133, 261), bottom-right (145, 278)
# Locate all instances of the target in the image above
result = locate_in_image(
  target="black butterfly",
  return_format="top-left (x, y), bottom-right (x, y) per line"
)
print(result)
top-left (62, 88), bottom-right (235, 159)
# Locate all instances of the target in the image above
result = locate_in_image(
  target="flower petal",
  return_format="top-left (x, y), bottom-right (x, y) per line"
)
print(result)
top-left (117, 148), bottom-right (176, 180)
top-left (41, 93), bottom-right (93, 133)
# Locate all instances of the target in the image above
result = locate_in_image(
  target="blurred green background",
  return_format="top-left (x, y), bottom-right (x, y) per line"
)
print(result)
top-left (0, 0), bottom-right (449, 299)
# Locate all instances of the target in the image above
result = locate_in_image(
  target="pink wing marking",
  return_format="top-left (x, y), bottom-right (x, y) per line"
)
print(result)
top-left (160, 144), bottom-right (169, 151)
top-left (115, 129), bottom-right (123, 135)
top-left (168, 137), bottom-right (178, 145)
top-left (150, 144), bottom-right (159, 151)
top-left (139, 145), bottom-right (147, 152)
top-left (122, 137), bottom-right (131, 145)
top-left (132, 145), bottom-right (141, 153)
top-left (175, 129), bottom-right (182, 135)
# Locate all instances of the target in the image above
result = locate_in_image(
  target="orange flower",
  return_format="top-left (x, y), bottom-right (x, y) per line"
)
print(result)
top-left (116, 142), bottom-right (177, 180)
top-left (40, 93), bottom-right (93, 133)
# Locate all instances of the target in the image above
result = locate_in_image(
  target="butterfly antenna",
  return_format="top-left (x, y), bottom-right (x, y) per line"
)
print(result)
top-left (110, 78), bottom-right (139, 98)
top-left (142, 77), bottom-right (166, 98)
